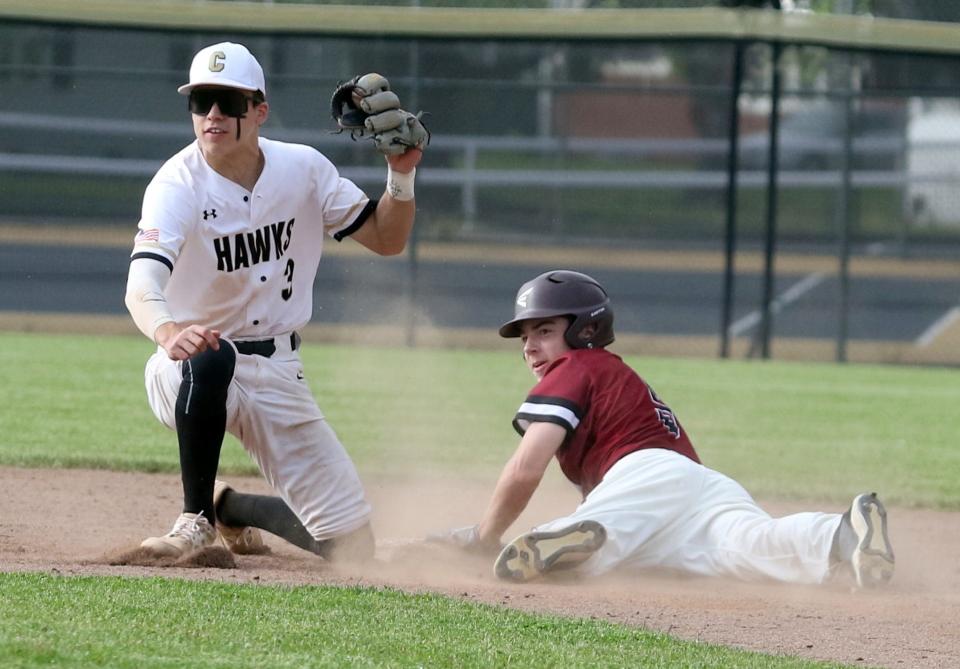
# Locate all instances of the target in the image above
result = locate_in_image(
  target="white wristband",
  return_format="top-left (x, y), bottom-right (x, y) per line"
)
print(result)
top-left (386, 167), bottom-right (416, 202)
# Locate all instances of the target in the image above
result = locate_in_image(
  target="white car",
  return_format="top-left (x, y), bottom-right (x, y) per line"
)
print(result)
top-left (738, 103), bottom-right (906, 172)
top-left (906, 109), bottom-right (960, 228)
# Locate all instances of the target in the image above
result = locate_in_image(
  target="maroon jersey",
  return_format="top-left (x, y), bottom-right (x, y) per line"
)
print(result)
top-left (512, 348), bottom-right (700, 496)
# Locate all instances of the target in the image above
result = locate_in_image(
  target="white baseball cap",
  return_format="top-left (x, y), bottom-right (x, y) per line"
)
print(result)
top-left (177, 42), bottom-right (266, 96)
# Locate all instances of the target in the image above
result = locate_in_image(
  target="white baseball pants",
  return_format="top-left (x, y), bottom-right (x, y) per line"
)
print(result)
top-left (143, 336), bottom-right (371, 540)
top-left (534, 448), bottom-right (842, 584)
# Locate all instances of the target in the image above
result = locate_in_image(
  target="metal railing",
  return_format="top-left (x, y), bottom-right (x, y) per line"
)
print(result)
top-left (2, 111), bottom-right (956, 227)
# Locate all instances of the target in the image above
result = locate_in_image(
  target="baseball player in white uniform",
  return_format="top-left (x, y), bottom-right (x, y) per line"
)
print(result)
top-left (125, 42), bottom-right (426, 562)
top-left (432, 271), bottom-right (896, 589)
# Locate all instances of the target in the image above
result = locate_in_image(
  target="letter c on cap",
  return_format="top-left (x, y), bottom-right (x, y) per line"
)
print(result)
top-left (208, 51), bottom-right (226, 72)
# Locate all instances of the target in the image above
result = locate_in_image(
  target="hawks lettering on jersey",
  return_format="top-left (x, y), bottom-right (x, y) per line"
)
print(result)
top-left (131, 137), bottom-right (370, 339)
top-left (213, 218), bottom-right (294, 272)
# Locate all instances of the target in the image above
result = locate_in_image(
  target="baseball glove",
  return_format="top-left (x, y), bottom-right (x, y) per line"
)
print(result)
top-left (330, 73), bottom-right (430, 155)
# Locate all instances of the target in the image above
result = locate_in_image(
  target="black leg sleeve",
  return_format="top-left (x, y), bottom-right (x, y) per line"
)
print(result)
top-left (175, 341), bottom-right (235, 521)
top-left (216, 490), bottom-right (326, 556)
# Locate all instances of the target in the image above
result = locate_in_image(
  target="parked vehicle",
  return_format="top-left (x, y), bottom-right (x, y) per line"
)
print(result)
top-left (906, 108), bottom-right (960, 228)
top-left (738, 102), bottom-right (907, 171)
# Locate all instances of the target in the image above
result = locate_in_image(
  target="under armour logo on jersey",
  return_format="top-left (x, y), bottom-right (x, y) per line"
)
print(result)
top-left (203, 209), bottom-right (217, 220)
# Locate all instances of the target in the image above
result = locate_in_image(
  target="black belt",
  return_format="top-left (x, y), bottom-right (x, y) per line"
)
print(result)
top-left (235, 332), bottom-right (300, 358)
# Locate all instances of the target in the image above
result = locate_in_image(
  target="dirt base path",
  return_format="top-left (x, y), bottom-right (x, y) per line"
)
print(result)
top-left (2, 466), bottom-right (958, 668)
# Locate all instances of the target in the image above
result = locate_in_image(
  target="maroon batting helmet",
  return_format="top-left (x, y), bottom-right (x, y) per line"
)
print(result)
top-left (499, 270), bottom-right (615, 349)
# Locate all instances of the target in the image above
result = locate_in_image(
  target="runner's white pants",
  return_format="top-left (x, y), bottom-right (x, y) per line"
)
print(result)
top-left (144, 336), bottom-right (371, 540)
top-left (534, 448), bottom-right (842, 584)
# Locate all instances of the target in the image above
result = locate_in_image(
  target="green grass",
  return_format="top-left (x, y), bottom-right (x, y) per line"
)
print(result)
top-left (0, 573), bottom-right (851, 669)
top-left (0, 332), bottom-right (526, 477)
top-left (0, 330), bottom-right (939, 668)
top-left (645, 357), bottom-right (960, 507)
top-left (0, 331), bottom-right (957, 508)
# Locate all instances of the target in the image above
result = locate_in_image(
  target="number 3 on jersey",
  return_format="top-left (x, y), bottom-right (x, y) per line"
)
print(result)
top-left (282, 258), bottom-right (295, 300)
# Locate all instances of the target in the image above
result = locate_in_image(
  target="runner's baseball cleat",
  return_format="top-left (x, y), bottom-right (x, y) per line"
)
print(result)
top-left (140, 511), bottom-right (217, 558)
top-left (847, 492), bottom-right (895, 588)
top-left (494, 520), bottom-right (606, 582)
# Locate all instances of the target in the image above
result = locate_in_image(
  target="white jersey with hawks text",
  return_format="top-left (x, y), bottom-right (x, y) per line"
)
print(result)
top-left (130, 137), bottom-right (370, 338)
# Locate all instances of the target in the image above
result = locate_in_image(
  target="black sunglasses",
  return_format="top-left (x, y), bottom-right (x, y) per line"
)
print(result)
top-left (188, 89), bottom-right (253, 117)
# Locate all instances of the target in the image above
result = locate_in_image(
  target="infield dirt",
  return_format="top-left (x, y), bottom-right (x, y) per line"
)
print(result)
top-left (2, 465), bottom-right (958, 669)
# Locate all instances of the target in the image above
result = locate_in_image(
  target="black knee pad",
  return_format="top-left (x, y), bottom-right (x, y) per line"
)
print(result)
top-left (178, 340), bottom-right (236, 410)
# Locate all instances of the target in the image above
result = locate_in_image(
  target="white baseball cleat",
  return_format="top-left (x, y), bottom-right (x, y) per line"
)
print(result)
top-left (494, 520), bottom-right (606, 583)
top-left (847, 492), bottom-right (895, 588)
top-left (213, 480), bottom-right (269, 555)
top-left (140, 511), bottom-right (217, 558)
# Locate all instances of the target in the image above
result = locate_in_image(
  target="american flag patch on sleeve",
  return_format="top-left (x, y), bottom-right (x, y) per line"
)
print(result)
top-left (135, 228), bottom-right (160, 243)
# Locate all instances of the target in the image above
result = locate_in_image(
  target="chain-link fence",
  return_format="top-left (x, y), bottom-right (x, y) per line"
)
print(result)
top-left (1, 6), bottom-right (958, 364)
